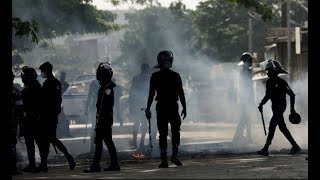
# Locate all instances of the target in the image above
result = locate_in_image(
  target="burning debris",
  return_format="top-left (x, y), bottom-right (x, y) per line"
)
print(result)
top-left (132, 152), bottom-right (146, 159)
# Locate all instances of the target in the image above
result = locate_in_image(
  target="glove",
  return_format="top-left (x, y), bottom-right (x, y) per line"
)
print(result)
top-left (258, 104), bottom-right (263, 112)
top-left (145, 108), bottom-right (151, 119)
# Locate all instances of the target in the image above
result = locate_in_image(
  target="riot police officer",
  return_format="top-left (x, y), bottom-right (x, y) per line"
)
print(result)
top-left (257, 59), bottom-right (301, 156)
top-left (145, 50), bottom-right (187, 168)
top-left (20, 66), bottom-right (43, 172)
top-left (129, 63), bottom-right (150, 150)
top-left (36, 62), bottom-right (76, 172)
top-left (84, 62), bottom-right (120, 173)
top-left (233, 52), bottom-right (254, 144)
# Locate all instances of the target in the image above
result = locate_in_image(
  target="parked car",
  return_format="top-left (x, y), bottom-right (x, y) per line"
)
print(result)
top-left (62, 74), bottom-right (96, 124)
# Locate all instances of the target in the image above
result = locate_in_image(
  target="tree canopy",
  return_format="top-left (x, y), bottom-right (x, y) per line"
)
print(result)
top-left (116, 2), bottom-right (196, 77)
top-left (12, 0), bottom-right (120, 52)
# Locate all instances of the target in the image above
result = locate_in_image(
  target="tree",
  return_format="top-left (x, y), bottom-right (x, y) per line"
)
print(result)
top-left (192, 0), bottom-right (271, 62)
top-left (225, 0), bottom-right (274, 21)
top-left (12, 54), bottom-right (24, 70)
top-left (115, 2), bottom-right (196, 79)
top-left (12, 0), bottom-right (120, 53)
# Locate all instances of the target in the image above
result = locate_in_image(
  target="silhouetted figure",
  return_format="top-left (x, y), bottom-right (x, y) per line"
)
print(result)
top-left (60, 71), bottom-right (69, 94)
top-left (112, 78), bottom-right (124, 126)
top-left (20, 66), bottom-right (43, 172)
top-left (257, 59), bottom-right (301, 156)
top-left (129, 63), bottom-right (150, 150)
top-left (84, 62), bottom-right (120, 173)
top-left (35, 62), bottom-right (76, 172)
top-left (9, 71), bottom-right (23, 176)
top-left (57, 71), bottom-right (71, 138)
top-left (188, 85), bottom-right (199, 123)
top-left (85, 79), bottom-right (99, 153)
top-left (145, 50), bottom-right (187, 168)
top-left (233, 52), bottom-right (254, 144)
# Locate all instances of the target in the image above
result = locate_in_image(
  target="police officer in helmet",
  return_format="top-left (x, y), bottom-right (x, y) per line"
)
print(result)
top-left (257, 59), bottom-right (301, 156)
top-left (84, 62), bottom-right (120, 173)
top-left (233, 52), bottom-right (254, 144)
top-left (145, 50), bottom-right (187, 168)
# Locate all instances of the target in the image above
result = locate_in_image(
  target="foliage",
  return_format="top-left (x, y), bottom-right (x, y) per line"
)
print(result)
top-left (192, 0), bottom-right (270, 61)
top-left (226, 0), bottom-right (274, 21)
top-left (12, 54), bottom-right (24, 69)
top-left (12, 0), bottom-right (120, 53)
top-left (115, 2), bottom-right (196, 78)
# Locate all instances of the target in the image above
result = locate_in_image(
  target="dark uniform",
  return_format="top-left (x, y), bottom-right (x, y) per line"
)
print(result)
top-left (129, 67), bottom-right (150, 149)
top-left (146, 51), bottom-right (186, 168)
top-left (257, 59), bottom-right (301, 156)
top-left (20, 68), bottom-right (43, 172)
top-left (84, 62), bottom-right (120, 173)
top-left (36, 62), bottom-right (75, 172)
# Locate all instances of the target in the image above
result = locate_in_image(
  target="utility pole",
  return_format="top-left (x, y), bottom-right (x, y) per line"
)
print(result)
top-left (248, 18), bottom-right (253, 53)
top-left (287, 0), bottom-right (291, 80)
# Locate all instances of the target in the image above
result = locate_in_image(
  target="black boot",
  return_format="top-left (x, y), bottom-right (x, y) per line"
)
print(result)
top-left (67, 155), bottom-right (76, 170)
top-left (257, 145), bottom-right (269, 156)
top-left (104, 163), bottom-right (120, 171)
top-left (289, 144), bottom-right (301, 154)
top-left (158, 160), bottom-right (168, 168)
top-left (83, 164), bottom-right (101, 173)
top-left (34, 163), bottom-right (48, 173)
top-left (22, 164), bottom-right (36, 172)
top-left (171, 145), bottom-right (182, 166)
top-left (158, 149), bottom-right (168, 168)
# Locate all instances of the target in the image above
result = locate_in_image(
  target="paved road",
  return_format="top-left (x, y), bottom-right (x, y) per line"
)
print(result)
top-left (13, 153), bottom-right (308, 179)
top-left (14, 122), bottom-right (308, 179)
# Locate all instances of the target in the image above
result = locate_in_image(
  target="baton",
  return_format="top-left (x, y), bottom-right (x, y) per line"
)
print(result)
top-left (259, 109), bottom-right (267, 136)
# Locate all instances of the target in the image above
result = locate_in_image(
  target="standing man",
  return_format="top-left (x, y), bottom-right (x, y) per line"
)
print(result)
top-left (57, 71), bottom-right (71, 138)
top-left (233, 52), bottom-right (254, 144)
top-left (145, 50), bottom-right (187, 168)
top-left (84, 62), bottom-right (120, 173)
top-left (60, 71), bottom-right (69, 94)
top-left (129, 63), bottom-right (151, 151)
top-left (20, 66), bottom-right (43, 172)
top-left (257, 59), bottom-right (301, 156)
top-left (36, 62), bottom-right (76, 172)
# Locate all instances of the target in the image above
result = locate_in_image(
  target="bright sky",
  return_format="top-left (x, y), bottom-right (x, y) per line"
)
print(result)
top-left (91, 0), bottom-right (203, 10)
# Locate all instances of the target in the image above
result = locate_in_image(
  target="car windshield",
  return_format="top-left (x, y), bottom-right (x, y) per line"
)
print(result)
top-left (65, 75), bottom-right (96, 94)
